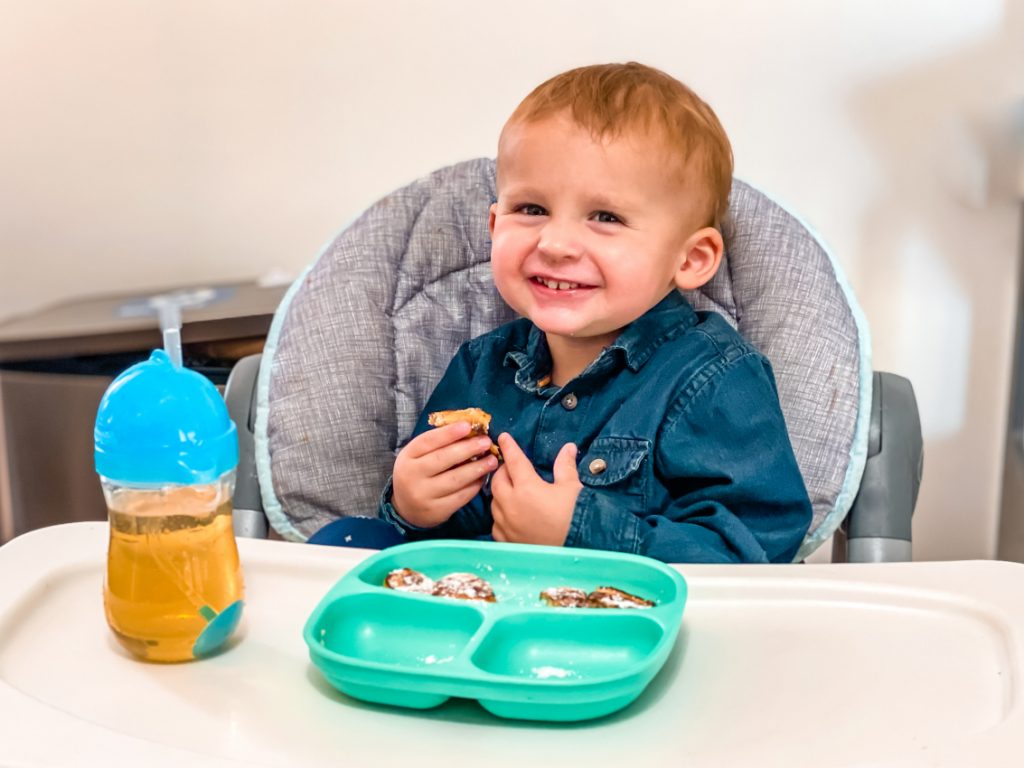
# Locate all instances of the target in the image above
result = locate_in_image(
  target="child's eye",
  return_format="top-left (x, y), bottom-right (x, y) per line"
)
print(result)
top-left (593, 211), bottom-right (622, 224)
top-left (515, 204), bottom-right (547, 216)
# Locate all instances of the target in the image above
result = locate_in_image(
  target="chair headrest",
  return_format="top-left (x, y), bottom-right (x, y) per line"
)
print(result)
top-left (258, 158), bottom-right (870, 560)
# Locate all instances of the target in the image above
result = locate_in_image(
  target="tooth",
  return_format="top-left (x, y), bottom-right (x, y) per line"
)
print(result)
top-left (558, 282), bottom-right (571, 290)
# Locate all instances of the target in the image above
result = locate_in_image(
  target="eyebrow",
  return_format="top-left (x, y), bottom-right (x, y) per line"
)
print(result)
top-left (587, 194), bottom-right (630, 212)
top-left (499, 184), bottom-right (544, 201)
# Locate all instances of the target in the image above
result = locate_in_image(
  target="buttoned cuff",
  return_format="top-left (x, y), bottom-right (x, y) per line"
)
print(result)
top-left (564, 486), bottom-right (642, 554)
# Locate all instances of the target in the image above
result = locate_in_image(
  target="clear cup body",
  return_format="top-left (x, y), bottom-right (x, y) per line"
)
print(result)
top-left (101, 471), bottom-right (244, 662)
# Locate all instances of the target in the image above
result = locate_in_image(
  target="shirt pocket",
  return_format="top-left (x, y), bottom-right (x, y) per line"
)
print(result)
top-left (578, 437), bottom-right (650, 506)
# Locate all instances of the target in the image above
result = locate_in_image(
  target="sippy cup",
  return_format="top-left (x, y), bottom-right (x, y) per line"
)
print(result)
top-left (94, 312), bottom-right (244, 663)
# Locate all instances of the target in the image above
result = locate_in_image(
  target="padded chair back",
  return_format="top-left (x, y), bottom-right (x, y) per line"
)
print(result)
top-left (256, 158), bottom-right (870, 560)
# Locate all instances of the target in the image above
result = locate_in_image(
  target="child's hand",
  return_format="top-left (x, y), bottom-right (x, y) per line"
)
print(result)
top-left (490, 433), bottom-right (582, 546)
top-left (391, 422), bottom-right (499, 528)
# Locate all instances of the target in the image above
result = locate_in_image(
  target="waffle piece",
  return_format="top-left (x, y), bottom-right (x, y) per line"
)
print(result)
top-left (539, 587), bottom-right (591, 608)
top-left (383, 567), bottom-right (435, 594)
top-left (428, 408), bottom-right (501, 459)
top-left (432, 572), bottom-right (497, 602)
top-left (587, 586), bottom-right (655, 609)
top-left (428, 407), bottom-right (491, 434)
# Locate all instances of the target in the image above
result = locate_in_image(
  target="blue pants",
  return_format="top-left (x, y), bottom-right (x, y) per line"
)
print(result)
top-left (307, 516), bottom-right (408, 549)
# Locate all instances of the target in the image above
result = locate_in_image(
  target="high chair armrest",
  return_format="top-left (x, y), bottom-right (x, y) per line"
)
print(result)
top-left (225, 353), bottom-right (268, 539)
top-left (843, 371), bottom-right (923, 562)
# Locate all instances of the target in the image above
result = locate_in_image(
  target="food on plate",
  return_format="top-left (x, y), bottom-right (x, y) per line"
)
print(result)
top-left (383, 567), bottom-right (497, 602)
top-left (431, 572), bottom-right (497, 602)
top-left (539, 587), bottom-right (591, 608)
top-left (385, 567), bottom-right (652, 609)
top-left (586, 586), bottom-right (655, 609)
top-left (383, 567), bottom-right (435, 594)
top-left (539, 585), bottom-right (655, 609)
top-left (428, 408), bottom-right (501, 459)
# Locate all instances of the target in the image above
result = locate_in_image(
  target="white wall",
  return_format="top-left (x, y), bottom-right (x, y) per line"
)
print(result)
top-left (1, 1), bottom-right (1021, 560)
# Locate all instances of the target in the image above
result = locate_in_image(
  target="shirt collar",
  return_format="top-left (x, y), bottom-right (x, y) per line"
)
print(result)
top-left (609, 290), bottom-right (698, 371)
top-left (503, 325), bottom-right (552, 393)
top-left (504, 291), bottom-right (698, 386)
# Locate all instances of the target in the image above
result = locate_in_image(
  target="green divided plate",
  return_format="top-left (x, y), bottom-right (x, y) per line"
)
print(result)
top-left (303, 540), bottom-right (687, 722)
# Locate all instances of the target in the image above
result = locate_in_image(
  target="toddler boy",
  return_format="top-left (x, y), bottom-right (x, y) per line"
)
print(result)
top-left (381, 62), bottom-right (812, 563)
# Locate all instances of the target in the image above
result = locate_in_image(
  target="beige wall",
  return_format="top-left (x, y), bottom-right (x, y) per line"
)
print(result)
top-left (1, 1), bottom-right (1021, 559)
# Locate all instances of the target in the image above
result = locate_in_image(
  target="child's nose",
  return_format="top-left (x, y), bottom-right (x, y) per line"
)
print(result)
top-left (537, 220), bottom-right (584, 260)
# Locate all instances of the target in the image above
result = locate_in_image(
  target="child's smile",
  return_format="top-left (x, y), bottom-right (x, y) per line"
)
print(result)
top-left (528, 273), bottom-right (598, 296)
top-left (531, 276), bottom-right (590, 292)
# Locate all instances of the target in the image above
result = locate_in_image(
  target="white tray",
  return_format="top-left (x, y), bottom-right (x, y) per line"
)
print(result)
top-left (0, 522), bottom-right (1022, 767)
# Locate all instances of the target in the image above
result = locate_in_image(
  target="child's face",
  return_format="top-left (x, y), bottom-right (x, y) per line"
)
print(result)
top-left (489, 114), bottom-right (705, 351)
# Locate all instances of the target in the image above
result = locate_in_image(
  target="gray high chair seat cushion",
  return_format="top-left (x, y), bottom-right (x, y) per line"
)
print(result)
top-left (256, 158), bottom-right (871, 560)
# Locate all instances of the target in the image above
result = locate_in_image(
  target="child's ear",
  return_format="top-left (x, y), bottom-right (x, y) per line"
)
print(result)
top-left (674, 227), bottom-right (724, 291)
top-left (488, 203), bottom-right (498, 236)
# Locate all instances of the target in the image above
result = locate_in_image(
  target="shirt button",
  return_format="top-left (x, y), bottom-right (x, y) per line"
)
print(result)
top-left (561, 393), bottom-right (578, 410)
top-left (588, 458), bottom-right (607, 476)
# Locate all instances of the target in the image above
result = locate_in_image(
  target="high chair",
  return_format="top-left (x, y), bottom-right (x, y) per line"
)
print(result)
top-left (224, 158), bottom-right (922, 563)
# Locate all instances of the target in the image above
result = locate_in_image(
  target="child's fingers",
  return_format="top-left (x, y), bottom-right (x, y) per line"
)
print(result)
top-left (420, 435), bottom-right (496, 477)
top-left (491, 498), bottom-right (508, 541)
top-left (404, 422), bottom-right (473, 458)
top-left (496, 433), bottom-right (532, 485)
top-left (430, 454), bottom-right (498, 495)
top-left (552, 443), bottom-right (580, 485)
top-left (490, 464), bottom-right (511, 499)
top-left (394, 469), bottom-right (486, 527)
top-left (434, 477), bottom-right (487, 513)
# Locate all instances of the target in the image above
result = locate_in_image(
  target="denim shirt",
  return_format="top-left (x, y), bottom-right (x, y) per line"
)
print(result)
top-left (380, 291), bottom-right (812, 564)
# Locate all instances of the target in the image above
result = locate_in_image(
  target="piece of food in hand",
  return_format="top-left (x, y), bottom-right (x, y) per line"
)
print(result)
top-left (432, 572), bottom-right (497, 602)
top-left (383, 567), bottom-right (435, 594)
top-left (428, 407), bottom-right (491, 434)
top-left (539, 586), bottom-right (591, 608)
top-left (586, 586), bottom-right (655, 609)
top-left (428, 407), bottom-right (501, 459)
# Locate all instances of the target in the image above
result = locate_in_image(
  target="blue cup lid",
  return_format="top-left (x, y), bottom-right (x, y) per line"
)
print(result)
top-left (94, 349), bottom-right (238, 485)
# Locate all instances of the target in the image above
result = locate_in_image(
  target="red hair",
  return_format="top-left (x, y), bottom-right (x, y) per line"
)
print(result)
top-left (502, 62), bottom-right (733, 226)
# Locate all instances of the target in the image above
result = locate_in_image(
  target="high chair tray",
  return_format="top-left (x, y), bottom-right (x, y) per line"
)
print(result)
top-left (302, 540), bottom-right (687, 721)
top-left (3, 522), bottom-right (1024, 767)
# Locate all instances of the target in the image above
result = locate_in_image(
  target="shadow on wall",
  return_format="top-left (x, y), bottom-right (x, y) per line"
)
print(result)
top-left (848, 0), bottom-right (1024, 559)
